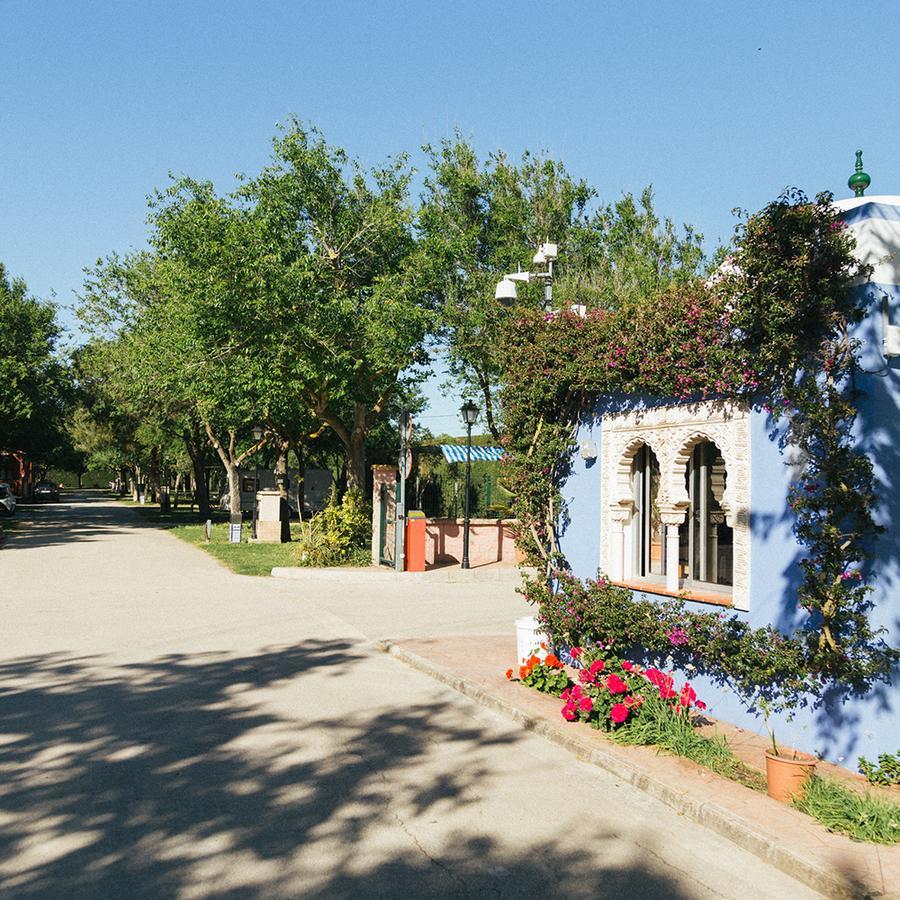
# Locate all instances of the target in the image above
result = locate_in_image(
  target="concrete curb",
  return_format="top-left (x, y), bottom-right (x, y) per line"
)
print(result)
top-left (376, 639), bottom-right (883, 900)
top-left (272, 565), bottom-right (531, 584)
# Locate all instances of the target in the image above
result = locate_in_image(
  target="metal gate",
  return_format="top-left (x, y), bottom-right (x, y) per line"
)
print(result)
top-left (378, 481), bottom-right (399, 566)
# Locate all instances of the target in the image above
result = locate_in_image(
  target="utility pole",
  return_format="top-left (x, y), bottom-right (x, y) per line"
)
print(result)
top-left (395, 410), bottom-right (411, 572)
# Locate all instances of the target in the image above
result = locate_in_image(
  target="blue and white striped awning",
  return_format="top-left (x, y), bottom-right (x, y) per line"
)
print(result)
top-left (440, 444), bottom-right (505, 463)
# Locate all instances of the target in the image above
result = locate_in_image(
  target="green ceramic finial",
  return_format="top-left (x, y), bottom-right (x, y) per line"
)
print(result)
top-left (848, 149), bottom-right (871, 197)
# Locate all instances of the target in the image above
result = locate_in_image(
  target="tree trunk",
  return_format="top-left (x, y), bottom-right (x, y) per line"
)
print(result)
top-left (347, 431), bottom-right (366, 492)
top-left (344, 403), bottom-right (369, 492)
top-left (189, 452), bottom-right (210, 518)
top-left (204, 422), bottom-right (258, 519)
top-left (227, 463), bottom-right (241, 517)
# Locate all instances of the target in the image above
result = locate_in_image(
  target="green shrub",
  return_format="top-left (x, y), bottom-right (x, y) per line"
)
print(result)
top-left (858, 750), bottom-right (900, 786)
top-left (294, 488), bottom-right (371, 567)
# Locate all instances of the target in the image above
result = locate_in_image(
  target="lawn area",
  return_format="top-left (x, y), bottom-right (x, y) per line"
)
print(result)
top-left (170, 520), bottom-right (300, 576)
top-left (114, 495), bottom-right (301, 576)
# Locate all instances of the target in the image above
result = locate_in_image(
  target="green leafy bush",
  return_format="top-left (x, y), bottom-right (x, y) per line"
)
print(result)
top-left (294, 488), bottom-right (371, 567)
top-left (858, 751), bottom-right (900, 786)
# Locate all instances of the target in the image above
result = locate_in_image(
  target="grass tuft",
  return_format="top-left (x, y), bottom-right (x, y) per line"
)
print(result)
top-left (792, 776), bottom-right (900, 845)
top-left (611, 699), bottom-right (767, 792)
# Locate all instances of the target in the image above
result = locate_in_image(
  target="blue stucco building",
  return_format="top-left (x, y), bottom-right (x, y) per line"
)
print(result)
top-left (558, 180), bottom-right (900, 769)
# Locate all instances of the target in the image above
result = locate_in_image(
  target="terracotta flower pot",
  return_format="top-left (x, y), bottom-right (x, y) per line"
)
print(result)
top-left (765, 750), bottom-right (817, 803)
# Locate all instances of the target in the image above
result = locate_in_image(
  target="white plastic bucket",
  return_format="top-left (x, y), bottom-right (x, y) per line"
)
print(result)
top-left (515, 615), bottom-right (548, 664)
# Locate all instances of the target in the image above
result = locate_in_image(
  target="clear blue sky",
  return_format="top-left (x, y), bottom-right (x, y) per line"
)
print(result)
top-left (3, 1), bottom-right (898, 435)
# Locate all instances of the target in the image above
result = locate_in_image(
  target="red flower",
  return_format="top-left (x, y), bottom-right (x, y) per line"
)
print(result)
top-left (610, 703), bottom-right (630, 724)
top-left (644, 668), bottom-right (664, 686)
top-left (589, 659), bottom-right (605, 676)
top-left (570, 646), bottom-right (583, 660)
top-left (696, 700), bottom-right (707, 711)
top-left (579, 696), bottom-right (593, 712)
top-left (606, 674), bottom-right (628, 694)
top-left (519, 665), bottom-right (532, 680)
top-left (679, 684), bottom-right (697, 707)
top-left (623, 694), bottom-right (642, 709)
top-left (621, 660), bottom-right (634, 672)
top-left (561, 703), bottom-right (577, 721)
top-left (544, 654), bottom-right (562, 669)
top-left (505, 668), bottom-right (513, 680)
top-left (578, 669), bottom-right (595, 685)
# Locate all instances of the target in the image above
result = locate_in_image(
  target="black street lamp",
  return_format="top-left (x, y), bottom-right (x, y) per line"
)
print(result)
top-left (459, 400), bottom-right (479, 569)
top-left (251, 425), bottom-right (263, 539)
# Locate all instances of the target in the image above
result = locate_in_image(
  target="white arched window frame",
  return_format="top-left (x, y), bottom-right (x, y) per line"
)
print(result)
top-left (600, 401), bottom-right (751, 611)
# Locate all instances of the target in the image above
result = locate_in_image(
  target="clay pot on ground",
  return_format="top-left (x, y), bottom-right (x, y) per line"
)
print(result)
top-left (765, 750), bottom-right (817, 803)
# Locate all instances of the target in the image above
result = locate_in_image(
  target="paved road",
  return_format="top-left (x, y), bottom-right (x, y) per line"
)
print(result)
top-left (0, 493), bottom-right (820, 899)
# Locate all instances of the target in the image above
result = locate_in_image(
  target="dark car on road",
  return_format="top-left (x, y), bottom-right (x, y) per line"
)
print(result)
top-left (33, 480), bottom-right (61, 502)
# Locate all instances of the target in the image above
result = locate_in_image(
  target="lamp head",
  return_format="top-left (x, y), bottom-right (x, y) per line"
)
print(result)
top-left (460, 399), bottom-right (479, 426)
top-left (495, 277), bottom-right (518, 304)
top-left (252, 425), bottom-right (263, 442)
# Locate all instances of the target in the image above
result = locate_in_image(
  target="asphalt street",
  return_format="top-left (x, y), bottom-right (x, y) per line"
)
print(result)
top-left (0, 493), bottom-right (821, 899)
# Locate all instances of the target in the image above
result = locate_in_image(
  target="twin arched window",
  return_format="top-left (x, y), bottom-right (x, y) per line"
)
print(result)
top-left (630, 440), bottom-right (733, 591)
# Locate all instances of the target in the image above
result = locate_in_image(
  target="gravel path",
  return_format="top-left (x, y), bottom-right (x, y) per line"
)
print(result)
top-left (0, 493), bottom-right (821, 899)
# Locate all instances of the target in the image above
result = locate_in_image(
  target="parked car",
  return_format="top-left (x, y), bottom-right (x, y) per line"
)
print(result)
top-left (0, 482), bottom-right (15, 517)
top-left (33, 480), bottom-right (61, 502)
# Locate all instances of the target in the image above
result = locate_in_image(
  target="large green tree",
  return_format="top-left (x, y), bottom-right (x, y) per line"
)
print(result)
top-left (417, 137), bottom-right (706, 438)
top-left (0, 262), bottom-right (71, 465)
top-left (238, 121), bottom-right (434, 489)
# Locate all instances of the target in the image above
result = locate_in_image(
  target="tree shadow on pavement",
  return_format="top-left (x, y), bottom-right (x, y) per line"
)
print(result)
top-left (0, 640), bottom-right (695, 899)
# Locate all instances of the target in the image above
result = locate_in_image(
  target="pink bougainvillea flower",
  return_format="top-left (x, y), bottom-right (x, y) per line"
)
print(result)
top-left (578, 669), bottom-right (595, 685)
top-left (579, 696), bottom-right (593, 712)
top-left (610, 703), bottom-right (630, 724)
top-left (588, 659), bottom-right (605, 676)
top-left (561, 703), bottom-right (577, 721)
top-left (665, 627), bottom-right (689, 646)
top-left (606, 674), bottom-right (629, 694)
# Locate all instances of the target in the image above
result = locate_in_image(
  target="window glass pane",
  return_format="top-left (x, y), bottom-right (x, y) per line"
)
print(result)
top-left (631, 445), bottom-right (665, 578)
top-left (680, 441), bottom-right (733, 587)
top-left (647, 451), bottom-right (665, 576)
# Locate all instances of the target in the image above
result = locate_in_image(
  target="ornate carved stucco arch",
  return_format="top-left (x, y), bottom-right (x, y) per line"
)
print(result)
top-left (668, 431), bottom-right (738, 528)
top-left (598, 400), bottom-right (752, 611)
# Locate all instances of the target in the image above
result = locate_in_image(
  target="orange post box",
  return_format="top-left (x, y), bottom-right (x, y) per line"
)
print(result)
top-left (405, 510), bottom-right (427, 572)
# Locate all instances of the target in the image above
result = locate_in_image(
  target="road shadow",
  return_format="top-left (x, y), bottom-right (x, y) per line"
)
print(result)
top-left (2, 492), bottom-right (224, 553)
top-left (0, 641), bottom-right (695, 898)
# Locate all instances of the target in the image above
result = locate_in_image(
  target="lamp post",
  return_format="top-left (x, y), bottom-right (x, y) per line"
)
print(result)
top-left (251, 425), bottom-right (263, 539)
top-left (460, 400), bottom-right (479, 569)
top-left (494, 242), bottom-right (558, 311)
